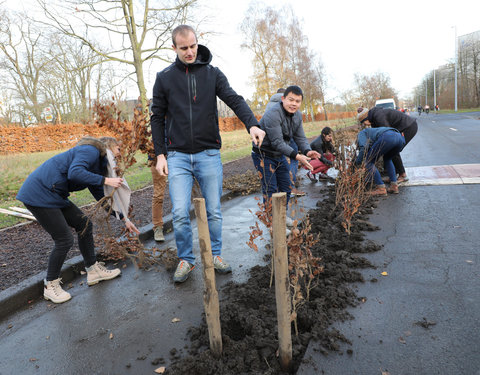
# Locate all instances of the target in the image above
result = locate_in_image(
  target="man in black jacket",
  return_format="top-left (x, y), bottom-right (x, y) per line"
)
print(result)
top-left (357, 106), bottom-right (417, 183)
top-left (151, 25), bottom-right (265, 283)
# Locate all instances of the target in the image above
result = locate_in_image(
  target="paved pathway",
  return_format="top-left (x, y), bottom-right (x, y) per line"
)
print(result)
top-left (404, 163), bottom-right (480, 186)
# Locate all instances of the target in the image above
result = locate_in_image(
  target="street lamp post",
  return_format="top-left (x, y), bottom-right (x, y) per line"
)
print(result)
top-left (454, 25), bottom-right (458, 112)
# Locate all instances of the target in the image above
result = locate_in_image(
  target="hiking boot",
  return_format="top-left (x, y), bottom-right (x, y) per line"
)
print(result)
top-left (369, 185), bottom-right (388, 196)
top-left (173, 260), bottom-right (195, 282)
top-left (306, 171), bottom-right (317, 182)
top-left (86, 261), bottom-right (121, 286)
top-left (291, 188), bottom-right (306, 197)
top-left (154, 226), bottom-right (165, 242)
top-left (44, 278), bottom-right (72, 304)
top-left (285, 216), bottom-right (296, 228)
top-left (387, 183), bottom-right (399, 194)
top-left (397, 174), bottom-right (409, 183)
top-left (213, 256), bottom-right (232, 274)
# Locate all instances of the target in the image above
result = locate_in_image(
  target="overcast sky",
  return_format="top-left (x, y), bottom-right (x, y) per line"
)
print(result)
top-left (200, 0), bottom-right (480, 101)
top-left (5, 0), bottom-right (480, 102)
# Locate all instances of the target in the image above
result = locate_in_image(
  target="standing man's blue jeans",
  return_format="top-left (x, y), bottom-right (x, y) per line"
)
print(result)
top-left (289, 139), bottom-right (299, 188)
top-left (366, 130), bottom-right (406, 185)
top-left (251, 151), bottom-right (292, 206)
top-left (167, 149), bottom-right (223, 265)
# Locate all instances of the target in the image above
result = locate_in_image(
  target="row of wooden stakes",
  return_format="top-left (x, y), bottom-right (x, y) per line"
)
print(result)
top-left (193, 192), bottom-right (292, 370)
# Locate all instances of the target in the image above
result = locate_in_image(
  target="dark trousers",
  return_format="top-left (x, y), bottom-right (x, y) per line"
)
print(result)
top-left (289, 139), bottom-right (299, 187)
top-left (25, 203), bottom-right (97, 281)
top-left (391, 121), bottom-right (418, 175)
top-left (367, 131), bottom-right (406, 185)
top-left (251, 151), bottom-right (292, 207)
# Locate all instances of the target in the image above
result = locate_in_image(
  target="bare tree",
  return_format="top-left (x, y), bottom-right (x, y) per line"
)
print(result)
top-left (354, 71), bottom-right (397, 108)
top-left (0, 90), bottom-right (16, 125)
top-left (240, 3), bottom-right (284, 108)
top-left (37, 0), bottom-right (197, 110)
top-left (0, 11), bottom-right (55, 124)
top-left (339, 88), bottom-right (359, 113)
top-left (240, 3), bottom-right (327, 114)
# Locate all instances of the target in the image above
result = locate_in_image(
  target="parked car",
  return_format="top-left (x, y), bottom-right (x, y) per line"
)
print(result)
top-left (375, 98), bottom-right (396, 110)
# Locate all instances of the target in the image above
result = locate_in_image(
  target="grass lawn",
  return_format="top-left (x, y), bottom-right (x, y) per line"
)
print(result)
top-left (0, 117), bottom-right (355, 229)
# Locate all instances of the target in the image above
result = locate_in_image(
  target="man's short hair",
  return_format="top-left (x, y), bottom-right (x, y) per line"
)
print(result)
top-left (172, 25), bottom-right (197, 47)
top-left (276, 88), bottom-right (286, 94)
top-left (283, 85), bottom-right (303, 98)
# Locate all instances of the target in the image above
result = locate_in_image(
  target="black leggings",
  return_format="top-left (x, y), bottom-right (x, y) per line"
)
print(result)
top-left (25, 203), bottom-right (97, 281)
top-left (391, 121), bottom-right (418, 175)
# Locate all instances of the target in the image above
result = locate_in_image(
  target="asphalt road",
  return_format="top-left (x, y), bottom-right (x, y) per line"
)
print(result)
top-left (298, 111), bottom-right (480, 375)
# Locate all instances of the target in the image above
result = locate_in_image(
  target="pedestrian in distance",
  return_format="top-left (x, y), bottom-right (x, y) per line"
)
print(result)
top-left (150, 24), bottom-right (265, 283)
top-left (252, 85), bottom-right (321, 220)
top-left (265, 88), bottom-right (305, 197)
top-left (16, 137), bottom-right (139, 304)
top-left (355, 127), bottom-right (406, 196)
top-left (357, 106), bottom-right (418, 183)
top-left (305, 126), bottom-right (336, 182)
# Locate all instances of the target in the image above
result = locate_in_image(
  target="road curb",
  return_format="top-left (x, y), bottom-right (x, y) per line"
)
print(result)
top-left (0, 190), bottom-right (237, 321)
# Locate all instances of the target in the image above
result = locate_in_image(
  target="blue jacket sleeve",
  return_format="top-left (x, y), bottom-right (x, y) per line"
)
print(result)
top-left (355, 130), bottom-right (368, 164)
top-left (68, 147), bottom-right (105, 187)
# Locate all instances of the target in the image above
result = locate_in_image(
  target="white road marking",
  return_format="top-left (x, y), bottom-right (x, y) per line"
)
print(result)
top-left (449, 128), bottom-right (458, 131)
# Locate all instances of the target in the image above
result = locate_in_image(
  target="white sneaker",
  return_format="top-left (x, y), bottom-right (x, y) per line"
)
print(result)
top-left (154, 226), bottom-right (165, 242)
top-left (86, 261), bottom-right (121, 286)
top-left (44, 278), bottom-right (72, 304)
top-left (213, 256), bottom-right (232, 274)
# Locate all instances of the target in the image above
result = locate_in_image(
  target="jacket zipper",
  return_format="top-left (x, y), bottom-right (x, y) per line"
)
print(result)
top-left (186, 67), bottom-right (194, 150)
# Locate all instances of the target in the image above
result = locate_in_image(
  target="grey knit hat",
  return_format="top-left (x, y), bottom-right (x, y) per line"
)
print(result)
top-left (357, 107), bottom-right (369, 123)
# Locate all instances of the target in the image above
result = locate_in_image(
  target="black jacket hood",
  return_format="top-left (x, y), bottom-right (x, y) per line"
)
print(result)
top-left (174, 44), bottom-right (212, 70)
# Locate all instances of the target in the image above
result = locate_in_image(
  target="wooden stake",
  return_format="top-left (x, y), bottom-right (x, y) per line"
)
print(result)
top-left (272, 192), bottom-right (292, 370)
top-left (0, 208), bottom-right (36, 221)
top-left (9, 207), bottom-right (33, 215)
top-left (193, 198), bottom-right (223, 358)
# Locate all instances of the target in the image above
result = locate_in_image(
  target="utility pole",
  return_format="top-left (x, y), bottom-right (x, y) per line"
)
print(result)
top-left (434, 69), bottom-right (436, 108)
top-left (454, 25), bottom-right (458, 112)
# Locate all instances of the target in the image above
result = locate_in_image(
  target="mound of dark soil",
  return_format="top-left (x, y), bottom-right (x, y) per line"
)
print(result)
top-left (164, 185), bottom-right (382, 374)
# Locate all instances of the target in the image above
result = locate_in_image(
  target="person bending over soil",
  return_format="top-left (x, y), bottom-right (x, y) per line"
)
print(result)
top-left (16, 137), bottom-right (139, 304)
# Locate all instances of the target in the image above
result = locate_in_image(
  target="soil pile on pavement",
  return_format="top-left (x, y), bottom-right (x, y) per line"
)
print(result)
top-left (164, 185), bottom-right (382, 374)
